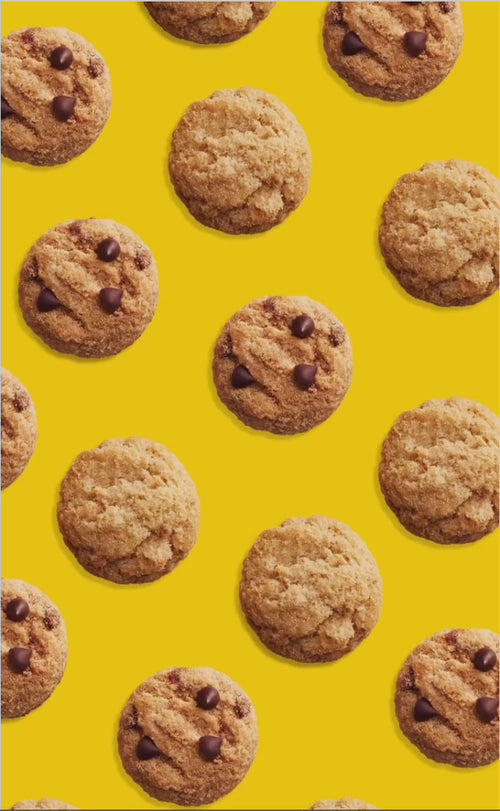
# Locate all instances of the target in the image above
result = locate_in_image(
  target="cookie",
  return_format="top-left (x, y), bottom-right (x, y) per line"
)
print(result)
top-left (396, 629), bottom-right (499, 767)
top-left (118, 667), bottom-right (258, 806)
top-left (213, 296), bottom-right (353, 435)
top-left (239, 516), bottom-right (383, 663)
top-left (323, 2), bottom-right (463, 102)
top-left (1, 369), bottom-right (37, 490)
top-left (1, 579), bottom-right (68, 719)
top-left (145, 2), bottom-right (275, 44)
top-left (169, 87), bottom-right (311, 234)
top-left (57, 438), bottom-right (200, 584)
top-left (11, 802), bottom-right (77, 810)
top-left (2, 27), bottom-right (111, 166)
top-left (379, 398), bottom-right (500, 544)
top-left (379, 160), bottom-right (500, 306)
top-left (19, 219), bottom-right (159, 359)
top-left (312, 801), bottom-right (377, 810)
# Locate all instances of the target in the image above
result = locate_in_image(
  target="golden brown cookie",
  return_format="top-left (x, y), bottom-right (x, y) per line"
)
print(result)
top-left (312, 801), bottom-right (377, 810)
top-left (1, 369), bottom-right (37, 490)
top-left (11, 802), bottom-right (77, 810)
top-left (145, 2), bottom-right (275, 44)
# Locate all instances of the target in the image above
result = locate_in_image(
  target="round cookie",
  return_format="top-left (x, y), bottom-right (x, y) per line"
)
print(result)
top-left (239, 516), bottom-right (383, 663)
top-left (19, 219), bottom-right (159, 359)
top-left (213, 296), bottom-right (353, 435)
top-left (379, 160), bottom-right (500, 306)
top-left (379, 398), bottom-right (500, 544)
top-left (11, 802), bottom-right (77, 810)
top-left (312, 801), bottom-right (377, 810)
top-left (323, 2), bottom-right (463, 102)
top-left (118, 667), bottom-right (258, 806)
top-left (396, 629), bottom-right (499, 767)
top-left (169, 87), bottom-right (311, 234)
top-left (2, 27), bottom-right (111, 166)
top-left (1, 369), bottom-right (37, 489)
top-left (145, 2), bottom-right (275, 44)
top-left (57, 438), bottom-right (200, 584)
top-left (1, 579), bottom-right (68, 719)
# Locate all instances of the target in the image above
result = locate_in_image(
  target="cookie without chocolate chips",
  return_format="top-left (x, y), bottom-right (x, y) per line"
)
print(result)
top-left (312, 801), bottom-right (377, 810)
top-left (11, 802), bottom-right (77, 810)
top-left (19, 219), bottom-right (159, 358)
top-left (379, 398), bottom-right (500, 544)
top-left (118, 667), bottom-right (258, 806)
top-left (145, 2), bottom-right (275, 44)
top-left (323, 2), bottom-right (463, 102)
top-left (1, 579), bottom-right (68, 719)
top-left (213, 296), bottom-right (352, 434)
top-left (169, 88), bottom-right (311, 234)
top-left (1, 369), bottom-right (37, 490)
top-left (379, 160), bottom-right (500, 306)
top-left (240, 516), bottom-right (382, 663)
top-left (57, 438), bottom-right (200, 584)
top-left (396, 629), bottom-right (499, 767)
top-left (2, 27), bottom-right (111, 166)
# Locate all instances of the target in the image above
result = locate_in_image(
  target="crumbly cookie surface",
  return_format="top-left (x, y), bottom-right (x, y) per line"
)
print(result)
top-left (145, 2), bottom-right (275, 44)
top-left (312, 801), bottom-right (377, 810)
top-left (1, 369), bottom-right (37, 490)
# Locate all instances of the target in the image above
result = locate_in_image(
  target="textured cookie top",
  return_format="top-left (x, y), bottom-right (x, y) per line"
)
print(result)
top-left (213, 296), bottom-right (353, 434)
top-left (1, 369), bottom-right (37, 490)
top-left (118, 667), bottom-right (258, 806)
top-left (323, 2), bottom-right (463, 101)
top-left (57, 438), bottom-right (200, 584)
top-left (240, 516), bottom-right (383, 663)
top-left (312, 801), bottom-right (377, 810)
top-left (2, 27), bottom-right (111, 166)
top-left (379, 160), bottom-right (500, 306)
top-left (19, 219), bottom-right (159, 359)
top-left (396, 629), bottom-right (499, 768)
top-left (1, 579), bottom-right (67, 719)
top-left (169, 87), bottom-right (311, 234)
top-left (379, 398), bottom-right (500, 544)
top-left (11, 802), bottom-right (77, 810)
top-left (145, 2), bottom-right (275, 44)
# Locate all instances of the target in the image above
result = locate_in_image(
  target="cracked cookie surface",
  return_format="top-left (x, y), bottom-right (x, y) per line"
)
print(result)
top-left (323, 2), bottom-right (463, 101)
top-left (213, 296), bottom-right (353, 435)
top-left (379, 398), bottom-right (500, 544)
top-left (169, 87), bottom-right (311, 234)
top-left (396, 629), bottom-right (499, 767)
top-left (11, 802), bottom-right (77, 810)
top-left (239, 516), bottom-right (383, 663)
top-left (19, 218), bottom-right (159, 358)
top-left (1, 368), bottom-right (37, 490)
top-left (312, 801), bottom-right (377, 810)
top-left (145, 2), bottom-right (275, 44)
top-left (57, 438), bottom-right (200, 584)
top-left (379, 160), bottom-right (500, 306)
top-left (2, 27), bottom-right (111, 166)
top-left (118, 667), bottom-right (258, 806)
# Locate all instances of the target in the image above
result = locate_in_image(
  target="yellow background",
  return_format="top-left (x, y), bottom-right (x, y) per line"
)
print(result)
top-left (2, 2), bottom-right (499, 809)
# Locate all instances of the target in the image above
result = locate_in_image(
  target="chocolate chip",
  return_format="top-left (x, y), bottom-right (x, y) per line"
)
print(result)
top-left (330, 329), bottom-right (344, 347)
top-left (52, 95), bottom-right (76, 121)
top-left (473, 648), bottom-right (497, 672)
top-left (414, 697), bottom-right (437, 721)
top-left (97, 238), bottom-right (121, 262)
top-left (50, 46), bottom-right (73, 70)
top-left (38, 288), bottom-right (61, 312)
top-left (235, 700), bottom-right (249, 718)
top-left (476, 697), bottom-right (499, 723)
top-left (99, 288), bottom-right (123, 314)
top-left (196, 686), bottom-right (220, 710)
top-left (231, 364), bottom-right (254, 389)
top-left (404, 31), bottom-right (427, 57)
top-left (88, 58), bottom-right (103, 78)
top-left (2, 97), bottom-right (15, 119)
top-left (294, 364), bottom-right (317, 390)
top-left (291, 315), bottom-right (315, 339)
top-left (439, 2), bottom-right (454, 12)
top-left (135, 249), bottom-right (151, 270)
top-left (198, 736), bottom-right (222, 761)
top-left (8, 647), bottom-right (32, 673)
top-left (6, 598), bottom-right (30, 622)
top-left (342, 31), bottom-right (366, 56)
top-left (44, 609), bottom-right (60, 630)
top-left (137, 736), bottom-right (161, 760)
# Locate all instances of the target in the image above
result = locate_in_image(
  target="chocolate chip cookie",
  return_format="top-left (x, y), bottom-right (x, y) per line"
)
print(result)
top-left (379, 398), bottom-right (500, 544)
top-left (379, 160), bottom-right (500, 306)
top-left (1, 369), bottom-right (37, 490)
top-left (2, 27), bottom-right (111, 166)
top-left (396, 629), bottom-right (499, 767)
top-left (19, 219), bottom-right (159, 358)
top-left (11, 802), bottom-right (77, 810)
top-left (213, 296), bottom-right (353, 434)
top-left (169, 87), bottom-right (311, 234)
top-left (1, 579), bottom-right (68, 718)
top-left (57, 438), bottom-right (200, 584)
top-left (118, 667), bottom-right (258, 806)
top-left (323, 2), bottom-right (463, 101)
top-left (145, 2), bottom-right (275, 44)
top-left (240, 516), bottom-right (383, 663)
top-left (312, 801), bottom-right (377, 810)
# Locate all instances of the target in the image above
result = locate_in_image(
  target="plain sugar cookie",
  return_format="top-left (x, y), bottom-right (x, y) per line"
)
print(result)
top-left (145, 2), bottom-right (275, 44)
top-left (1, 369), bottom-right (37, 489)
